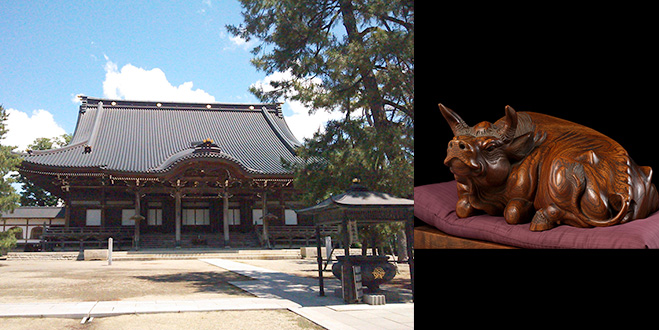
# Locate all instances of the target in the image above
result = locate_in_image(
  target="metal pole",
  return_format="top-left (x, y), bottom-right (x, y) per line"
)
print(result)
top-left (315, 224), bottom-right (324, 296)
top-left (108, 237), bottom-right (113, 266)
top-left (405, 218), bottom-right (414, 300)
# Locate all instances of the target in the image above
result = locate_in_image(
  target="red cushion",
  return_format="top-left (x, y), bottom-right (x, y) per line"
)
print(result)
top-left (414, 181), bottom-right (659, 248)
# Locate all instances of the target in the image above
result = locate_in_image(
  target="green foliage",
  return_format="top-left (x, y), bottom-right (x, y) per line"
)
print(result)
top-left (15, 134), bottom-right (71, 207)
top-left (358, 222), bottom-right (404, 256)
top-left (0, 105), bottom-right (21, 213)
top-left (231, 0), bottom-right (414, 205)
top-left (284, 117), bottom-right (412, 205)
top-left (228, 0), bottom-right (413, 125)
top-left (0, 227), bottom-right (20, 255)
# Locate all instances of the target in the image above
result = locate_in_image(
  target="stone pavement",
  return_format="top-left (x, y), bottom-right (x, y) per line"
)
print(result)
top-left (202, 259), bottom-right (414, 329)
top-left (0, 258), bottom-right (414, 330)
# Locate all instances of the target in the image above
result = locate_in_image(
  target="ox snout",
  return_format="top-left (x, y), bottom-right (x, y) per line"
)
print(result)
top-left (448, 139), bottom-right (471, 152)
top-left (445, 138), bottom-right (481, 175)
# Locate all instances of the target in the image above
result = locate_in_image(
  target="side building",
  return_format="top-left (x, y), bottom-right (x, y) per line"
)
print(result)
top-left (0, 207), bottom-right (65, 249)
top-left (17, 96), bottom-right (308, 248)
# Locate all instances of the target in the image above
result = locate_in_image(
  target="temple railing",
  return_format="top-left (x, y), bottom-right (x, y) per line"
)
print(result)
top-left (41, 226), bottom-right (134, 251)
top-left (255, 225), bottom-right (339, 248)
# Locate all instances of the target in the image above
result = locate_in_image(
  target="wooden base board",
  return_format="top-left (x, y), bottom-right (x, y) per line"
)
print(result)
top-left (414, 225), bottom-right (517, 249)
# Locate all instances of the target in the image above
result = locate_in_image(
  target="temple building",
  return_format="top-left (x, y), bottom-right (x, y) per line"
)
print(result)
top-left (18, 96), bottom-right (308, 248)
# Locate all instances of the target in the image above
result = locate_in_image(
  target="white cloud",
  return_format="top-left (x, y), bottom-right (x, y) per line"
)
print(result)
top-left (230, 35), bottom-right (248, 46)
top-left (4, 108), bottom-right (67, 151)
top-left (71, 93), bottom-right (83, 104)
top-left (284, 100), bottom-right (344, 142)
top-left (251, 71), bottom-right (343, 141)
top-left (223, 33), bottom-right (255, 51)
top-left (102, 59), bottom-right (216, 103)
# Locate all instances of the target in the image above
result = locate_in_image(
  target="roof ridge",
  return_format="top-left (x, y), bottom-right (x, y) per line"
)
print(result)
top-left (80, 95), bottom-right (280, 112)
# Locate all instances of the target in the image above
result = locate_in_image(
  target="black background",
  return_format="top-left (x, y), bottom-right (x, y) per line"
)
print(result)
top-left (416, 4), bottom-right (658, 187)
top-left (414, 4), bottom-right (659, 319)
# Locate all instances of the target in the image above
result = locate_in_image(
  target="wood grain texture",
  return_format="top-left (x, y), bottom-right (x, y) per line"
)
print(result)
top-left (440, 104), bottom-right (659, 231)
top-left (414, 225), bottom-right (516, 249)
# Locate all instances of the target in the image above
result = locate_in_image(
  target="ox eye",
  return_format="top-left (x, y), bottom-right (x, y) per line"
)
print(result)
top-left (485, 144), bottom-right (496, 152)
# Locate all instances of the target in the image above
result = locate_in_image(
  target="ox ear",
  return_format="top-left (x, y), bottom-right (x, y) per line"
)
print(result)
top-left (504, 131), bottom-right (535, 161)
top-left (439, 103), bottom-right (469, 136)
top-left (498, 105), bottom-right (519, 143)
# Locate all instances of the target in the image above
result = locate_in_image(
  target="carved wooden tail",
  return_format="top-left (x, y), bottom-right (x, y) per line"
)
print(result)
top-left (577, 161), bottom-right (657, 227)
top-left (584, 194), bottom-right (631, 227)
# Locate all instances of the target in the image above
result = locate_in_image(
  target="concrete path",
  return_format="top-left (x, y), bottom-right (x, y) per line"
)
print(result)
top-left (0, 258), bottom-right (414, 330)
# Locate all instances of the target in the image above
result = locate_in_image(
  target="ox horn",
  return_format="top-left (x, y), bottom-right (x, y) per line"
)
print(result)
top-left (439, 103), bottom-right (469, 136)
top-left (498, 105), bottom-right (519, 142)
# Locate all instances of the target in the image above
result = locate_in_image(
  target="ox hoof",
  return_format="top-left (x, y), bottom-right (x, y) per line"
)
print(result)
top-left (504, 198), bottom-right (534, 224)
top-left (456, 198), bottom-right (475, 218)
top-left (530, 210), bottom-right (556, 231)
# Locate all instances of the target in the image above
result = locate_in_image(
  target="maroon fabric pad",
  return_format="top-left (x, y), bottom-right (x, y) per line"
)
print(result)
top-left (414, 181), bottom-right (659, 248)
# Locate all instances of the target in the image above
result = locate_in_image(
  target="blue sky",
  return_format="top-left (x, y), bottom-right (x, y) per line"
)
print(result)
top-left (0, 1), bottom-right (341, 150)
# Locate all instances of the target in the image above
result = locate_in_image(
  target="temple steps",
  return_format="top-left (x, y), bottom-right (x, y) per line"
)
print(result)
top-left (139, 232), bottom-right (260, 250)
top-left (4, 252), bottom-right (81, 261)
top-left (109, 248), bottom-right (302, 261)
top-left (4, 248), bottom-right (302, 261)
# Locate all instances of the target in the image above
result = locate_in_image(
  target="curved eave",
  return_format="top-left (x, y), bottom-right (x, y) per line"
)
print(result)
top-left (19, 160), bottom-right (106, 177)
top-left (19, 153), bottom-right (294, 180)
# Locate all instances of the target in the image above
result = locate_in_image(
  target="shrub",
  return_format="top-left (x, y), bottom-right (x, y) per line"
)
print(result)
top-left (0, 228), bottom-right (20, 255)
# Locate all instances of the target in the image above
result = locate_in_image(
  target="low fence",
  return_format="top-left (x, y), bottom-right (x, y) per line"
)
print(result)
top-left (41, 226), bottom-right (134, 251)
top-left (256, 225), bottom-right (339, 248)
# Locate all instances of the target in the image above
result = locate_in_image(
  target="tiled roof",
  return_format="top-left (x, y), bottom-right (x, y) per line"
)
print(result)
top-left (1, 206), bottom-right (65, 219)
top-left (20, 96), bottom-right (302, 177)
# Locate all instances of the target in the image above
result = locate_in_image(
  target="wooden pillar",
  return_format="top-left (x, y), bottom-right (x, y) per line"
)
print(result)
top-left (222, 193), bottom-right (230, 246)
top-left (64, 198), bottom-right (71, 228)
top-left (279, 189), bottom-right (285, 225)
top-left (25, 219), bottom-right (29, 244)
top-left (174, 190), bottom-right (181, 247)
top-left (342, 217), bottom-right (350, 257)
top-left (100, 187), bottom-right (106, 228)
top-left (261, 191), bottom-right (271, 248)
top-left (134, 189), bottom-right (141, 250)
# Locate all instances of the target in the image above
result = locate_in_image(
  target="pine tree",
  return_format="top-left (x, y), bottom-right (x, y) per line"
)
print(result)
top-left (16, 134), bottom-right (71, 206)
top-left (229, 0), bottom-right (413, 202)
top-left (0, 105), bottom-right (21, 213)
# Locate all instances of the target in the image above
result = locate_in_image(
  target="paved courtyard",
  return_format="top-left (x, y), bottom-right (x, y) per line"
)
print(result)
top-left (0, 255), bottom-right (414, 329)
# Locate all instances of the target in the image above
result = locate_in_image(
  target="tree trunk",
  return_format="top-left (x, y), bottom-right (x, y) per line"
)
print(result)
top-left (338, 0), bottom-right (388, 130)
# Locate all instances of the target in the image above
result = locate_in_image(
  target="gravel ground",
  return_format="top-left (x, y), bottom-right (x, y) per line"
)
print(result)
top-left (0, 256), bottom-right (411, 329)
top-left (0, 259), bottom-right (252, 303)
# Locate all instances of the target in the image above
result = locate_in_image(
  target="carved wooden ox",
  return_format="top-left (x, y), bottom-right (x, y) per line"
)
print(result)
top-left (440, 104), bottom-right (659, 231)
